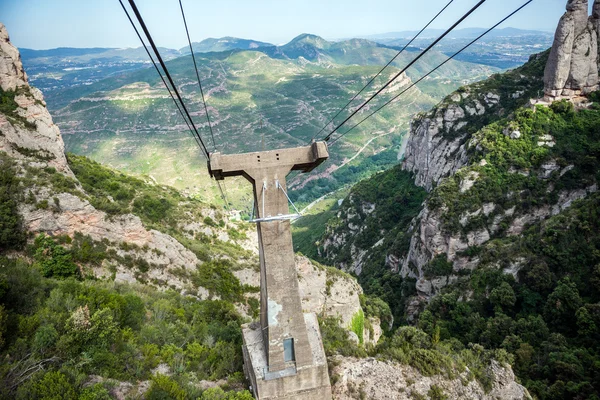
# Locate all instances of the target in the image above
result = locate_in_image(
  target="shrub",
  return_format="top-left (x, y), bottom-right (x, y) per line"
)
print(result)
top-left (22, 371), bottom-right (77, 400)
top-left (33, 234), bottom-right (79, 279)
top-left (79, 384), bottom-right (111, 400)
top-left (428, 384), bottom-right (448, 400)
top-left (423, 255), bottom-right (454, 278)
top-left (350, 309), bottom-right (365, 344)
top-left (133, 195), bottom-right (172, 223)
top-left (193, 260), bottom-right (243, 302)
top-left (200, 387), bottom-right (254, 399)
top-left (550, 99), bottom-right (574, 116)
top-left (319, 316), bottom-right (367, 358)
top-left (146, 374), bottom-right (186, 400)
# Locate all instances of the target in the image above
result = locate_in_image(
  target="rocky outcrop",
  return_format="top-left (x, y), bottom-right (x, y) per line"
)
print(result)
top-left (402, 52), bottom-right (547, 191)
top-left (402, 102), bottom-right (470, 191)
top-left (233, 255), bottom-right (383, 345)
top-left (0, 23), bottom-right (73, 176)
top-left (0, 23), bottom-right (27, 91)
top-left (331, 357), bottom-right (531, 400)
top-left (544, 0), bottom-right (600, 98)
top-left (319, 195), bottom-right (377, 275)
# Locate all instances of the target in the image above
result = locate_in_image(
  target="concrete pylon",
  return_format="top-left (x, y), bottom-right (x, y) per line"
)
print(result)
top-left (209, 141), bottom-right (332, 400)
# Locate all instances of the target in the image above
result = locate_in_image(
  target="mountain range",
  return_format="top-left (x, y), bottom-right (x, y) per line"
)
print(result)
top-left (31, 33), bottom-right (498, 212)
top-left (362, 27), bottom-right (553, 40)
top-left (20, 27), bottom-right (551, 95)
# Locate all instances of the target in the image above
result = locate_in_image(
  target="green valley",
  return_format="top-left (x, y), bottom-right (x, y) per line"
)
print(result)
top-left (42, 34), bottom-right (497, 212)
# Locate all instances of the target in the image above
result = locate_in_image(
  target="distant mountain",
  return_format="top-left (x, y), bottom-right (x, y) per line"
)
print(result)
top-left (18, 46), bottom-right (182, 93)
top-left (180, 37), bottom-right (273, 54)
top-left (364, 27), bottom-right (553, 40)
top-left (19, 47), bottom-right (116, 59)
top-left (20, 46), bottom-right (181, 65)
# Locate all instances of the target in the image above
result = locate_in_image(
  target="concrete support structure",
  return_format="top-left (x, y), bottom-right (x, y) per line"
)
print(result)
top-left (209, 142), bottom-right (332, 400)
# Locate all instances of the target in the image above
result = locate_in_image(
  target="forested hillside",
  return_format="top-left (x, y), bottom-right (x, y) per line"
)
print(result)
top-left (313, 48), bottom-right (600, 398)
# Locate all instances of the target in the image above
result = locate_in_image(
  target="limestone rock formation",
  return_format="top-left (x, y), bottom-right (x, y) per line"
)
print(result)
top-left (544, 0), bottom-right (600, 98)
top-left (0, 23), bottom-right (73, 176)
top-left (331, 357), bottom-right (531, 400)
top-left (0, 23), bottom-right (27, 91)
top-left (233, 255), bottom-right (383, 345)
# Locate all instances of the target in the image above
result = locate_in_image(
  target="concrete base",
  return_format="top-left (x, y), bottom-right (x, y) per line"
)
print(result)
top-left (242, 313), bottom-right (332, 400)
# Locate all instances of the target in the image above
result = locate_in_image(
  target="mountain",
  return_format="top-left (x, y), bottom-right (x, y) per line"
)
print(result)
top-left (365, 28), bottom-right (554, 69)
top-left (364, 27), bottom-right (553, 40)
top-left (180, 37), bottom-right (273, 54)
top-left (38, 34), bottom-right (497, 213)
top-left (0, 22), bottom-right (529, 399)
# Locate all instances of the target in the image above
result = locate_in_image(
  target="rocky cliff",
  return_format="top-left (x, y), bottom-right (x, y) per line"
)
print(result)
top-left (332, 357), bottom-right (530, 400)
top-left (402, 52), bottom-right (547, 192)
top-left (544, 0), bottom-right (600, 98)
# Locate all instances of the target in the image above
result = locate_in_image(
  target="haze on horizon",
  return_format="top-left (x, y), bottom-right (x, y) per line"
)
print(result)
top-left (0, 0), bottom-right (580, 50)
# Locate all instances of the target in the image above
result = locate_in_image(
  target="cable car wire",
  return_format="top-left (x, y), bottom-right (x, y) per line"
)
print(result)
top-left (120, 0), bottom-right (229, 207)
top-left (118, 0), bottom-right (206, 157)
top-left (127, 0), bottom-right (210, 158)
top-left (310, 0), bottom-right (455, 143)
top-left (178, 0), bottom-right (218, 152)
top-left (177, 0), bottom-right (230, 207)
top-left (323, 0), bottom-right (488, 142)
top-left (328, 0), bottom-right (535, 146)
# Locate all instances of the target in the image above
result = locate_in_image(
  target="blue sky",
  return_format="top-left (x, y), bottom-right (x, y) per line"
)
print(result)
top-left (0, 0), bottom-right (583, 49)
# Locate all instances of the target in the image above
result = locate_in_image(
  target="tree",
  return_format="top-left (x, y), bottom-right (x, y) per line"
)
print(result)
top-left (0, 161), bottom-right (26, 252)
top-left (544, 278), bottom-right (582, 331)
top-left (490, 282), bottom-right (516, 310)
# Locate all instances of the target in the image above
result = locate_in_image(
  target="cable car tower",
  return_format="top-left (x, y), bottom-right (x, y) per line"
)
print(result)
top-left (209, 141), bottom-right (332, 399)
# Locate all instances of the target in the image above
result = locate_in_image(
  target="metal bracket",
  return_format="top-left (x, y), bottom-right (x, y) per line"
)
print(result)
top-left (250, 180), bottom-right (302, 223)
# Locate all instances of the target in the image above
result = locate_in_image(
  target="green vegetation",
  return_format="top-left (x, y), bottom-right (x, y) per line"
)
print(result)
top-left (0, 155), bottom-right (26, 252)
top-left (0, 149), bottom-right (257, 397)
top-left (350, 309), bottom-right (365, 344)
top-left (33, 234), bottom-right (80, 279)
top-left (315, 47), bottom-right (600, 398)
top-left (67, 154), bottom-right (255, 264)
top-left (430, 96), bottom-right (600, 236)
top-left (0, 252), bottom-right (252, 399)
top-left (322, 315), bottom-right (512, 392)
top-left (419, 192), bottom-right (600, 399)
top-left (381, 94), bottom-right (600, 398)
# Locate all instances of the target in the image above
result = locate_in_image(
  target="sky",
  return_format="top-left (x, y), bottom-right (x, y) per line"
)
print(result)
top-left (0, 0), bottom-right (585, 50)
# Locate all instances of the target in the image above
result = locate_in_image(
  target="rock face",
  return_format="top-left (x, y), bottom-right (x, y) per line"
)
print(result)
top-left (0, 23), bottom-right (72, 176)
top-left (233, 255), bottom-right (383, 345)
top-left (331, 357), bottom-right (531, 400)
top-left (402, 104), bottom-right (470, 191)
top-left (0, 23), bottom-right (27, 91)
top-left (544, 0), bottom-right (600, 98)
